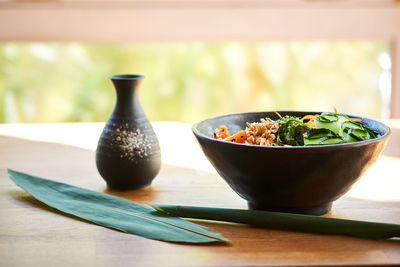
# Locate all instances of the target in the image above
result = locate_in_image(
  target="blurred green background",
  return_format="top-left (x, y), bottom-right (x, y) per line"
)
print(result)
top-left (0, 41), bottom-right (390, 123)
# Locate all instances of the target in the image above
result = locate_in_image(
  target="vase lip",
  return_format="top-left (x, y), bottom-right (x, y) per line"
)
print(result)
top-left (110, 74), bottom-right (144, 80)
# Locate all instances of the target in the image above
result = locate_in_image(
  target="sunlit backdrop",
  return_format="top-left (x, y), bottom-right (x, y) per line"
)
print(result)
top-left (0, 41), bottom-right (391, 123)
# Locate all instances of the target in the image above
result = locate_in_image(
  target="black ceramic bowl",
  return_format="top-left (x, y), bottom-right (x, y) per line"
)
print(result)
top-left (192, 111), bottom-right (391, 215)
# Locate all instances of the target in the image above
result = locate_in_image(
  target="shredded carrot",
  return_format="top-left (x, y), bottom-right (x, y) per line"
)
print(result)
top-left (334, 107), bottom-right (338, 114)
top-left (275, 112), bottom-right (283, 119)
top-left (301, 115), bottom-right (317, 121)
top-left (301, 114), bottom-right (318, 128)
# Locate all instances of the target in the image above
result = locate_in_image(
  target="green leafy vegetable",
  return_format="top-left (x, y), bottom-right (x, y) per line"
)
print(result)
top-left (276, 117), bottom-right (309, 146)
top-left (302, 113), bottom-right (379, 146)
top-left (154, 205), bottom-right (400, 240)
top-left (303, 128), bottom-right (335, 145)
top-left (8, 169), bottom-right (228, 244)
top-left (315, 113), bottom-right (350, 136)
top-left (342, 120), bottom-right (378, 142)
top-left (318, 136), bottom-right (346, 145)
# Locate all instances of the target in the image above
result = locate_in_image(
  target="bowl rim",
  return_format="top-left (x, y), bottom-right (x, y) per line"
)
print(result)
top-left (192, 110), bottom-right (392, 150)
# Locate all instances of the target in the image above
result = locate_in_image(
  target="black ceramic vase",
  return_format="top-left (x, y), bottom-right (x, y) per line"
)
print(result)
top-left (96, 75), bottom-right (161, 190)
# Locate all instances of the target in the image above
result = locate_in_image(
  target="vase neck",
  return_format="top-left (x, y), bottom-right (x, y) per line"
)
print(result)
top-left (110, 75), bottom-right (144, 116)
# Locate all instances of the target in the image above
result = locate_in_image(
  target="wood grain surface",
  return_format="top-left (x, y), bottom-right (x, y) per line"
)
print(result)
top-left (0, 122), bottom-right (399, 267)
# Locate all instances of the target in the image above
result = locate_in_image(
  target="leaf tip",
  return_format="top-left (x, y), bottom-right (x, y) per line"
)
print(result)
top-left (149, 204), bottom-right (175, 216)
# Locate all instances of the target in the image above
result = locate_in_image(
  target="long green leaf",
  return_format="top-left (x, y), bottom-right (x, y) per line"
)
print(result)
top-left (154, 205), bottom-right (400, 239)
top-left (8, 169), bottom-right (228, 244)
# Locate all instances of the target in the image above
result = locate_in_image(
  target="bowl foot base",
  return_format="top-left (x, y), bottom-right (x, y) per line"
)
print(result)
top-left (247, 202), bottom-right (332, 216)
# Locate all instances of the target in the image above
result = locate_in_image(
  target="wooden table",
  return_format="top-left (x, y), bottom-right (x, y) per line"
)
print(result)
top-left (1, 122), bottom-right (400, 267)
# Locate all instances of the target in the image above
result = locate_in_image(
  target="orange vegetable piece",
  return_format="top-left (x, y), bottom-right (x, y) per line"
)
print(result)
top-left (224, 130), bottom-right (247, 143)
top-left (214, 125), bottom-right (230, 139)
top-left (350, 118), bottom-right (362, 122)
top-left (301, 114), bottom-right (317, 128)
